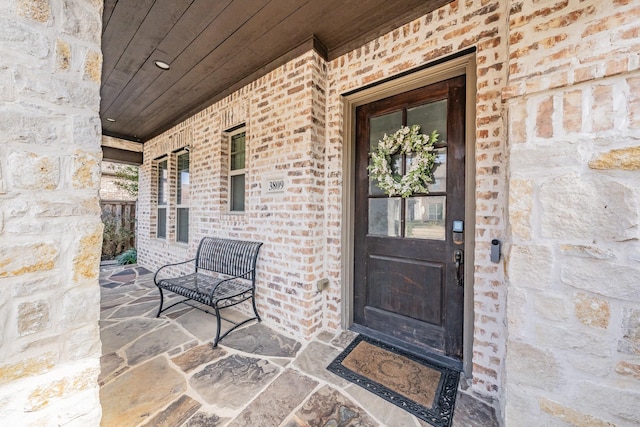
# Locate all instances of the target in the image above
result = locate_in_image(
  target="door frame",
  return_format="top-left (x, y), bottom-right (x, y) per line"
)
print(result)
top-left (340, 52), bottom-right (477, 376)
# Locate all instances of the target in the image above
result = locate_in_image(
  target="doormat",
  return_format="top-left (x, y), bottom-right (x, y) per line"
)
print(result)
top-left (327, 335), bottom-right (459, 427)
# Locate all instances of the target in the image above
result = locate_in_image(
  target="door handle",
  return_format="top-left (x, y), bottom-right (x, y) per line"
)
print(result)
top-left (454, 249), bottom-right (464, 287)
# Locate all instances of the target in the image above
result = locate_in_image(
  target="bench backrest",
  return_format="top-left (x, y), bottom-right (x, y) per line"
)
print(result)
top-left (195, 237), bottom-right (263, 281)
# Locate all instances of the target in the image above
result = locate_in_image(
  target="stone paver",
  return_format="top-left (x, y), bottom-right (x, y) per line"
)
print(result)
top-left (99, 265), bottom-right (500, 427)
top-left (171, 343), bottom-right (227, 373)
top-left (100, 356), bottom-right (186, 427)
top-left (221, 323), bottom-right (302, 357)
top-left (286, 385), bottom-right (379, 427)
top-left (101, 317), bottom-right (165, 353)
top-left (331, 330), bottom-right (359, 349)
top-left (110, 301), bottom-right (158, 318)
top-left (228, 369), bottom-right (318, 427)
top-left (185, 413), bottom-right (229, 427)
top-left (451, 392), bottom-right (500, 427)
top-left (99, 352), bottom-right (125, 384)
top-left (125, 324), bottom-right (192, 366)
top-left (345, 384), bottom-right (419, 427)
top-left (171, 308), bottom-right (223, 341)
top-left (293, 340), bottom-right (349, 387)
top-left (190, 354), bottom-right (280, 408)
top-left (142, 395), bottom-right (202, 427)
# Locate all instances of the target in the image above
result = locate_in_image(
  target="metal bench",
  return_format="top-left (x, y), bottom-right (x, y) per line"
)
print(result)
top-left (153, 237), bottom-right (263, 346)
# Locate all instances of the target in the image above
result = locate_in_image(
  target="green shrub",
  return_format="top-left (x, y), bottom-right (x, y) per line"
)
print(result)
top-left (101, 212), bottom-right (135, 260)
top-left (116, 248), bottom-right (137, 265)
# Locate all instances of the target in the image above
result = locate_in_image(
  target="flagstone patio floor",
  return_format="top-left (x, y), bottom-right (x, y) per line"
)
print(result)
top-left (99, 265), bottom-right (499, 427)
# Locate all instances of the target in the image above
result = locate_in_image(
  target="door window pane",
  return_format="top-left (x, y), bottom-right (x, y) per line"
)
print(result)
top-left (368, 198), bottom-right (401, 237)
top-left (369, 111), bottom-right (402, 196)
top-left (405, 196), bottom-right (446, 240)
top-left (407, 99), bottom-right (448, 143)
top-left (430, 148), bottom-right (447, 192)
top-left (405, 147), bottom-right (446, 193)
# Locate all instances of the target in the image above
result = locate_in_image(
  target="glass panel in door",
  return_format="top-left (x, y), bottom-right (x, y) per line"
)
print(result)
top-left (369, 111), bottom-right (402, 196)
top-left (405, 196), bottom-right (446, 240)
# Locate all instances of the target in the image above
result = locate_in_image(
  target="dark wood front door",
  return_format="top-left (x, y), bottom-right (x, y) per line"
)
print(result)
top-left (353, 75), bottom-right (466, 360)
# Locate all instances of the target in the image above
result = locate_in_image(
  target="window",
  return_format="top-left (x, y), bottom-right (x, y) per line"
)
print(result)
top-left (157, 159), bottom-right (168, 238)
top-left (176, 151), bottom-right (190, 243)
top-left (229, 129), bottom-right (246, 212)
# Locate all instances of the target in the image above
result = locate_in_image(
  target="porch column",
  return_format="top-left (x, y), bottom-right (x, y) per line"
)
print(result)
top-left (0, 0), bottom-right (104, 424)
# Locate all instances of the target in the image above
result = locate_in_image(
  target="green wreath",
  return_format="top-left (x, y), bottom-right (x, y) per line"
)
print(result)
top-left (368, 124), bottom-right (439, 198)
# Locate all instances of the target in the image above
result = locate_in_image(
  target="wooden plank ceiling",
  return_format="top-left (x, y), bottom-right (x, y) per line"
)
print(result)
top-left (101, 0), bottom-right (451, 142)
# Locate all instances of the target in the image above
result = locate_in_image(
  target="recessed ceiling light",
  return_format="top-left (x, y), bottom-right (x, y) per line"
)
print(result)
top-left (106, 118), bottom-right (116, 122)
top-left (154, 60), bottom-right (170, 70)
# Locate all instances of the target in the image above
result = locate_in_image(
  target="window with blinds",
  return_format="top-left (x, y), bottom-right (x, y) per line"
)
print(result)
top-left (176, 151), bottom-right (190, 243)
top-left (157, 158), bottom-right (168, 238)
top-left (229, 128), bottom-right (246, 212)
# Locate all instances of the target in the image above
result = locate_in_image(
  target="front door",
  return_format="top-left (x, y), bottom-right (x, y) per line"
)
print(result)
top-left (353, 75), bottom-right (466, 360)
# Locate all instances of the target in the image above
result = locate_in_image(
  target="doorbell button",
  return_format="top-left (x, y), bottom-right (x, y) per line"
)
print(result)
top-left (490, 239), bottom-right (501, 263)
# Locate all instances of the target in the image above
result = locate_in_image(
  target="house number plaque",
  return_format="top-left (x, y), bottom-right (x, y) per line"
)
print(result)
top-left (265, 177), bottom-right (286, 194)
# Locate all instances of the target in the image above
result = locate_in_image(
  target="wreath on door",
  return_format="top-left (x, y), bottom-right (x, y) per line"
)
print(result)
top-left (368, 124), bottom-right (439, 198)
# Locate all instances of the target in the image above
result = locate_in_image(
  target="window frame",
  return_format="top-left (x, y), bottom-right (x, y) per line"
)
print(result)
top-left (156, 157), bottom-right (168, 239)
top-left (228, 127), bottom-right (246, 212)
top-left (175, 150), bottom-right (190, 243)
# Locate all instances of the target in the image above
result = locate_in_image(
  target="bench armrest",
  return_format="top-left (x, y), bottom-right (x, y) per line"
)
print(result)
top-left (208, 269), bottom-right (255, 300)
top-left (153, 258), bottom-right (196, 285)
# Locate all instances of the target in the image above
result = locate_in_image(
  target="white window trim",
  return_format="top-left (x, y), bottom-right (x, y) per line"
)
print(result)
top-left (175, 150), bottom-right (190, 243)
top-left (227, 126), bottom-right (246, 213)
top-left (156, 157), bottom-right (168, 239)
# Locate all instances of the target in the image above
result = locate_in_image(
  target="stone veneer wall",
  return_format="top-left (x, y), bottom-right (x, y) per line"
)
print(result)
top-left (138, 0), bottom-right (510, 407)
top-left (0, 0), bottom-right (103, 425)
top-left (504, 0), bottom-right (640, 425)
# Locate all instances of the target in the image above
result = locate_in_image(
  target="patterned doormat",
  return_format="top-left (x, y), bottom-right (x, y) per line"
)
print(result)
top-left (327, 335), bottom-right (459, 427)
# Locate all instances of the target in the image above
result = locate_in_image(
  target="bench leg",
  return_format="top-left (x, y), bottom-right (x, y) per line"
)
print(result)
top-left (156, 287), bottom-right (164, 318)
top-left (212, 305), bottom-right (222, 348)
top-left (251, 292), bottom-right (261, 322)
top-left (211, 293), bottom-right (261, 348)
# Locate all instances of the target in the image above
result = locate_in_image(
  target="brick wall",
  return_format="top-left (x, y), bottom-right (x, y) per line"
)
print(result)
top-left (139, 51), bottom-right (330, 338)
top-left (504, 0), bottom-right (640, 425)
top-left (138, 0), bottom-right (511, 409)
top-left (100, 161), bottom-right (137, 201)
top-left (324, 1), bottom-right (510, 401)
top-left (0, 0), bottom-right (103, 425)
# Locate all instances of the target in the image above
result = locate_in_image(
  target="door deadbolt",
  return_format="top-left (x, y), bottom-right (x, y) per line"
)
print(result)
top-left (452, 220), bottom-right (464, 244)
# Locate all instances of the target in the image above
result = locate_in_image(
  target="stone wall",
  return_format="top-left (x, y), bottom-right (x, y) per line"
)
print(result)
top-left (504, 0), bottom-right (640, 425)
top-left (0, 0), bottom-right (103, 425)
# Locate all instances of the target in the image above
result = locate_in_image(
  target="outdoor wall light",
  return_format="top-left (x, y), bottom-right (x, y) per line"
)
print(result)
top-left (154, 60), bottom-right (170, 70)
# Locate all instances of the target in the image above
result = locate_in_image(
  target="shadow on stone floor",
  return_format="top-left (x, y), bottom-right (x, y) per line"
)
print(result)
top-left (98, 265), bottom-right (499, 427)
